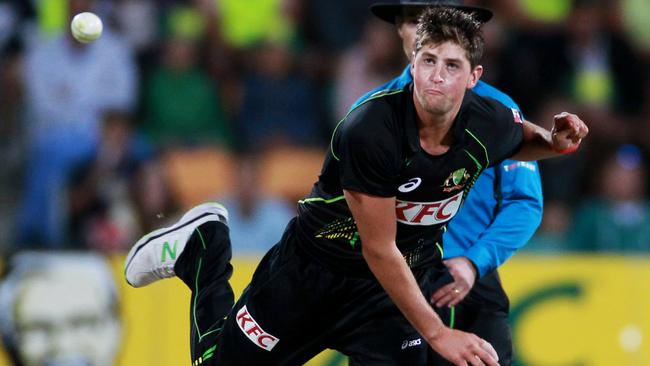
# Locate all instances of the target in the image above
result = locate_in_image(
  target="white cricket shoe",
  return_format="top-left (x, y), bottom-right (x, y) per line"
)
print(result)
top-left (124, 202), bottom-right (228, 288)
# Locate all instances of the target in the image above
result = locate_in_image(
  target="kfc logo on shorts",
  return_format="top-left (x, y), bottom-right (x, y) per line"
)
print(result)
top-left (236, 306), bottom-right (280, 351)
top-left (395, 192), bottom-right (463, 225)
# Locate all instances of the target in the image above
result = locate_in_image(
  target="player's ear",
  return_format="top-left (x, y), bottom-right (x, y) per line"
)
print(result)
top-left (396, 19), bottom-right (405, 38)
top-left (467, 65), bottom-right (483, 89)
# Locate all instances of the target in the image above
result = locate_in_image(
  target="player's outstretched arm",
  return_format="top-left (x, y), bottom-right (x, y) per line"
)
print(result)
top-left (344, 190), bottom-right (500, 366)
top-left (511, 112), bottom-right (589, 161)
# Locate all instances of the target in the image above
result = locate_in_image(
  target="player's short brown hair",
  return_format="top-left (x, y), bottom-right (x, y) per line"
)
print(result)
top-left (414, 7), bottom-right (484, 67)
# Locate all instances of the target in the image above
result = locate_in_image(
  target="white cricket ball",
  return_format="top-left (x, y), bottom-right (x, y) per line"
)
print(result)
top-left (70, 12), bottom-right (103, 43)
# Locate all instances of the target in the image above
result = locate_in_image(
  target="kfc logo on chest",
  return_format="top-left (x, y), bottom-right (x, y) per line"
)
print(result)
top-left (395, 192), bottom-right (463, 225)
top-left (236, 306), bottom-right (280, 351)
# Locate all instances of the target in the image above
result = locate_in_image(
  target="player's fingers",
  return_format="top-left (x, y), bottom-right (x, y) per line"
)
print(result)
top-left (568, 121), bottom-right (588, 142)
top-left (554, 113), bottom-right (581, 132)
top-left (431, 283), bottom-right (456, 303)
top-left (474, 348), bottom-right (500, 366)
top-left (468, 354), bottom-right (486, 366)
top-left (553, 111), bottom-right (570, 120)
top-left (435, 291), bottom-right (455, 307)
top-left (448, 293), bottom-right (465, 307)
top-left (479, 339), bottom-right (499, 362)
top-left (553, 113), bottom-right (574, 130)
top-left (578, 122), bottom-right (589, 138)
top-left (431, 289), bottom-right (445, 304)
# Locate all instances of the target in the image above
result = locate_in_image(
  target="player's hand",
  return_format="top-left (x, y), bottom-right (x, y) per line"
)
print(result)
top-left (431, 257), bottom-right (477, 307)
top-left (551, 112), bottom-right (588, 153)
top-left (429, 327), bottom-right (500, 366)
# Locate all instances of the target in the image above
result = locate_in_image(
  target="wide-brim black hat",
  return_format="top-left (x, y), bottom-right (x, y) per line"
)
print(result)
top-left (370, 0), bottom-right (493, 24)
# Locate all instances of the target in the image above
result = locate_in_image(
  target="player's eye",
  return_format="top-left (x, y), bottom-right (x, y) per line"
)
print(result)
top-left (447, 63), bottom-right (459, 70)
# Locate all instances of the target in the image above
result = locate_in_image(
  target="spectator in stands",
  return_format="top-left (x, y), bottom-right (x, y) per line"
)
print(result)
top-left (497, 0), bottom-right (643, 121)
top-left (131, 157), bottom-right (181, 237)
top-left (569, 145), bottom-right (650, 252)
top-left (140, 6), bottom-right (233, 148)
top-left (67, 110), bottom-right (153, 252)
top-left (210, 0), bottom-right (296, 49)
top-left (333, 17), bottom-right (403, 120)
top-left (222, 156), bottom-right (294, 256)
top-left (17, 0), bottom-right (137, 247)
top-left (237, 39), bottom-right (322, 151)
top-left (0, 45), bottom-right (26, 252)
top-left (525, 201), bottom-right (571, 252)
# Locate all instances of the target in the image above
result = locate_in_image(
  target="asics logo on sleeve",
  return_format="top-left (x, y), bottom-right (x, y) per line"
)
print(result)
top-left (398, 178), bottom-right (422, 193)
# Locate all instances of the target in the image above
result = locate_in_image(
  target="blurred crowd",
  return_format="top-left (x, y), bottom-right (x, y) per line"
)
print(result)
top-left (0, 0), bottom-right (649, 256)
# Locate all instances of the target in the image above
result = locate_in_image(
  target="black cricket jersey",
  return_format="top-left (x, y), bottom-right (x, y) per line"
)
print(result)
top-left (294, 84), bottom-right (523, 276)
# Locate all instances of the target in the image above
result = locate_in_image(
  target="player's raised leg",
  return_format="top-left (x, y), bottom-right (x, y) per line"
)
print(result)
top-left (124, 202), bottom-right (234, 364)
top-left (124, 202), bottom-right (229, 287)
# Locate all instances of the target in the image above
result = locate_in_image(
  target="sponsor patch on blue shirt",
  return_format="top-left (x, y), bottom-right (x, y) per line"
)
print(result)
top-left (503, 161), bottom-right (537, 172)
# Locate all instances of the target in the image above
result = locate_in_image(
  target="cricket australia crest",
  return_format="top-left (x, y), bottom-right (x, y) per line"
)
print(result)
top-left (442, 168), bottom-right (471, 193)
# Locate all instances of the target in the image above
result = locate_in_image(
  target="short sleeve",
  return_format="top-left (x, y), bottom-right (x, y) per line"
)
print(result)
top-left (333, 103), bottom-right (402, 197)
top-left (483, 100), bottom-right (524, 167)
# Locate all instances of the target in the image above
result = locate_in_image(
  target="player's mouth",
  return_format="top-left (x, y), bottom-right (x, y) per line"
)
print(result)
top-left (424, 89), bottom-right (444, 96)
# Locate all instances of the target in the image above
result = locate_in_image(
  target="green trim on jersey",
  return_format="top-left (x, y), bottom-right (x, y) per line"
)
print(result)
top-left (464, 128), bottom-right (489, 166)
top-left (330, 89), bottom-right (404, 161)
top-left (463, 149), bottom-right (483, 171)
top-left (298, 195), bottom-right (346, 204)
top-left (462, 149), bottom-right (484, 198)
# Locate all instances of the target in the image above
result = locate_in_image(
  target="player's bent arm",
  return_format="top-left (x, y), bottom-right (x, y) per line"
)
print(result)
top-left (344, 190), bottom-right (501, 366)
top-left (343, 190), bottom-right (444, 341)
top-left (511, 114), bottom-right (589, 161)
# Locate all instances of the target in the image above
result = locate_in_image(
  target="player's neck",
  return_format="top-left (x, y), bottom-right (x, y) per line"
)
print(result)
top-left (414, 99), bottom-right (458, 155)
top-left (417, 124), bottom-right (454, 155)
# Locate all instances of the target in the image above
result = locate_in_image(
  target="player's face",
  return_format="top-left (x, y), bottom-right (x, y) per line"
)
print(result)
top-left (411, 41), bottom-right (482, 117)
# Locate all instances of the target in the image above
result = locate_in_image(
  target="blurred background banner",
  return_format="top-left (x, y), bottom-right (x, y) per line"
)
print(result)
top-left (1, 254), bottom-right (648, 366)
top-left (502, 256), bottom-right (650, 366)
top-left (0, 0), bottom-right (649, 365)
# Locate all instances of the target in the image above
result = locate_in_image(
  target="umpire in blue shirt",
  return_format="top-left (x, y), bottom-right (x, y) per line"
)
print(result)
top-left (353, 1), bottom-right (543, 364)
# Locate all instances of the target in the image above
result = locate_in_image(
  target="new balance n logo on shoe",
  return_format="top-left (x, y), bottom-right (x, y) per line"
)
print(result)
top-left (124, 202), bottom-right (229, 288)
top-left (161, 241), bottom-right (178, 262)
